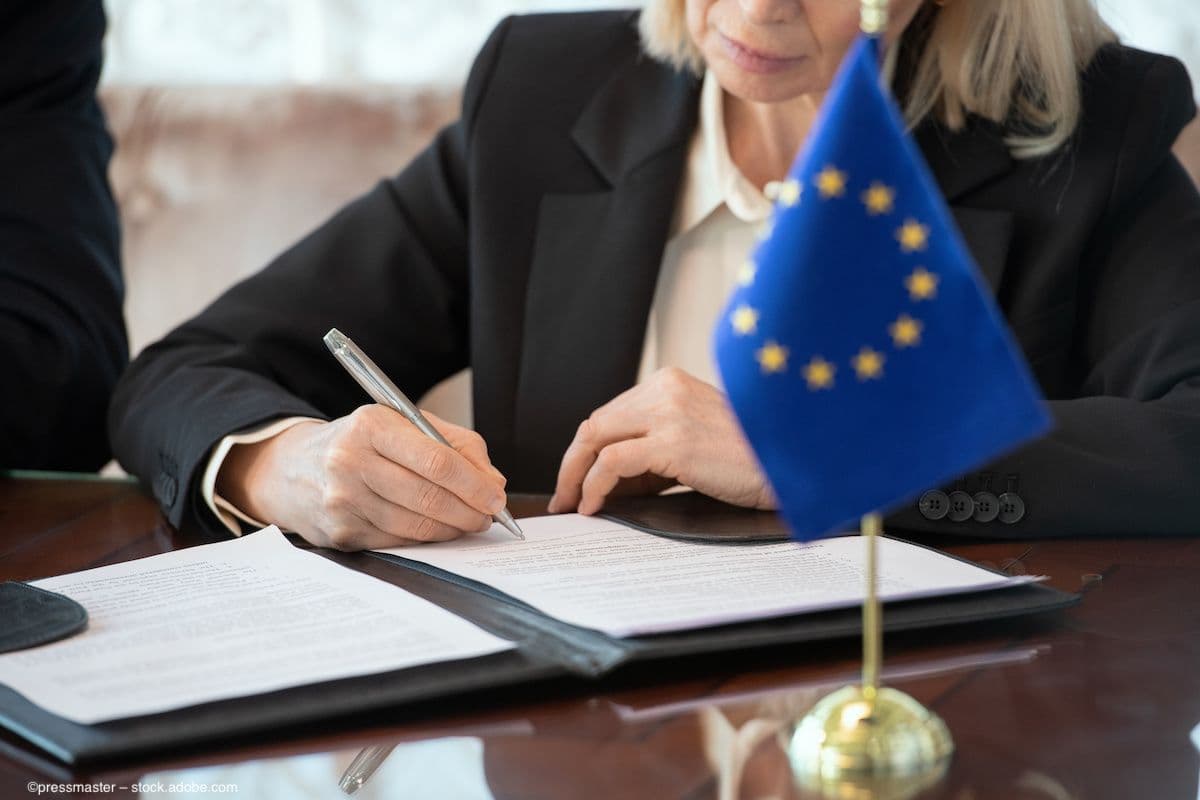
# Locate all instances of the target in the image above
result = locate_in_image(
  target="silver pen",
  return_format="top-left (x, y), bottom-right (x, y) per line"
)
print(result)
top-left (324, 328), bottom-right (525, 541)
top-left (338, 744), bottom-right (394, 795)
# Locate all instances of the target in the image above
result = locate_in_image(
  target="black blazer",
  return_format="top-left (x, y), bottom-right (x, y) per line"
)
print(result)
top-left (111, 11), bottom-right (1200, 539)
top-left (0, 0), bottom-right (125, 471)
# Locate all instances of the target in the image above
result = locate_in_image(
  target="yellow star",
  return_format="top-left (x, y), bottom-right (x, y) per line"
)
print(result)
top-left (737, 260), bottom-right (757, 287)
top-left (815, 166), bottom-right (848, 199)
top-left (905, 267), bottom-right (939, 301)
top-left (861, 182), bottom-right (895, 215)
top-left (756, 341), bottom-right (789, 374)
top-left (730, 304), bottom-right (760, 336)
top-left (896, 219), bottom-right (930, 252)
top-left (852, 347), bottom-right (886, 381)
top-left (803, 356), bottom-right (836, 390)
top-left (890, 314), bottom-right (924, 348)
top-left (776, 178), bottom-right (802, 207)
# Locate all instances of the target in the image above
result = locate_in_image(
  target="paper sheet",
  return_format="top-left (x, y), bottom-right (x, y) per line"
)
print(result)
top-left (0, 528), bottom-right (513, 724)
top-left (378, 514), bottom-right (1038, 637)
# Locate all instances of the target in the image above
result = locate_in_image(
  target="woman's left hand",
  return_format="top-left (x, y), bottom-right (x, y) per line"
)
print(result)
top-left (547, 367), bottom-right (777, 515)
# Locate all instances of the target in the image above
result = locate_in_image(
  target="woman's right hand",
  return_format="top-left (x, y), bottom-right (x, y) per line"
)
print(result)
top-left (216, 405), bottom-right (508, 550)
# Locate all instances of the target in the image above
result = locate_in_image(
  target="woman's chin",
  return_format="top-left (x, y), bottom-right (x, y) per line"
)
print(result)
top-left (712, 67), bottom-right (815, 106)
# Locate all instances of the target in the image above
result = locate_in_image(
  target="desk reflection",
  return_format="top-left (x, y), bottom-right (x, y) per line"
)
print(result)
top-left (134, 644), bottom-right (1050, 800)
top-left (135, 640), bottom-right (1199, 800)
top-left (143, 737), bottom-right (494, 800)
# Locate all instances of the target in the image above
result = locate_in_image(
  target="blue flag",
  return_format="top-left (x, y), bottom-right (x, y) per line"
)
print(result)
top-left (713, 36), bottom-right (1051, 540)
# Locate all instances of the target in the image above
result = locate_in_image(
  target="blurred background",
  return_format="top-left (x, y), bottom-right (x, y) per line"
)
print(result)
top-left (97, 0), bottom-right (1200, 422)
top-left (100, 0), bottom-right (1200, 89)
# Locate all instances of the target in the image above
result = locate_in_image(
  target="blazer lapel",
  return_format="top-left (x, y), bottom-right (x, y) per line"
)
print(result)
top-left (510, 58), bottom-right (700, 486)
top-left (919, 117), bottom-right (1016, 293)
top-left (918, 117), bottom-right (1014, 200)
top-left (952, 207), bottom-right (1014, 294)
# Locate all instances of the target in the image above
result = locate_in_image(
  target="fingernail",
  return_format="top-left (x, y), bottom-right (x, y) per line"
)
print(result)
top-left (547, 494), bottom-right (559, 513)
top-left (489, 493), bottom-right (506, 514)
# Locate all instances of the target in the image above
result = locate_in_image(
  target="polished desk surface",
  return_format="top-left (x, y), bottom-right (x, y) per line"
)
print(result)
top-left (1, 475), bottom-right (1198, 799)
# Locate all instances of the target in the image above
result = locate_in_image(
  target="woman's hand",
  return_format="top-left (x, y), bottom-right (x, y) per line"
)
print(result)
top-left (548, 368), bottom-right (776, 515)
top-left (216, 405), bottom-right (507, 550)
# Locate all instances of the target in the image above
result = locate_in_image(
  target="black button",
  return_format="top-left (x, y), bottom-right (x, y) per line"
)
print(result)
top-left (972, 491), bottom-right (1000, 523)
top-left (918, 490), bottom-right (949, 520)
top-left (946, 490), bottom-right (975, 522)
top-left (997, 492), bottom-right (1026, 524)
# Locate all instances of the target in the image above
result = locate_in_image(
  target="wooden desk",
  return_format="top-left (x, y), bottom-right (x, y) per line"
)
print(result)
top-left (1, 475), bottom-right (1197, 799)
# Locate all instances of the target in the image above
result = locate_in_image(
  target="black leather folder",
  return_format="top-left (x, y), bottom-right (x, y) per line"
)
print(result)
top-left (0, 501), bottom-right (1078, 764)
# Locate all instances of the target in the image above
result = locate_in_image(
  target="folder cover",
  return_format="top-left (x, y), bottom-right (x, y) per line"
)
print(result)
top-left (0, 505), bottom-right (1077, 764)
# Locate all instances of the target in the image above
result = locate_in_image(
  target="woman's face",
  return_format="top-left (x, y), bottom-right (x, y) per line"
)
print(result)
top-left (686, 0), bottom-right (925, 104)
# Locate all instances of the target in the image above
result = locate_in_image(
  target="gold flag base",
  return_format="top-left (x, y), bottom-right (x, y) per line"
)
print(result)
top-left (785, 684), bottom-right (953, 799)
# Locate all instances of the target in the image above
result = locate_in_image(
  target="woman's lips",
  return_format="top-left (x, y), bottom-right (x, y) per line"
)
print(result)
top-left (718, 33), bottom-right (805, 75)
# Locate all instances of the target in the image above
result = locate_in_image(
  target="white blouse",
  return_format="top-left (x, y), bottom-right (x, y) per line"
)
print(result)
top-left (636, 70), bottom-right (772, 388)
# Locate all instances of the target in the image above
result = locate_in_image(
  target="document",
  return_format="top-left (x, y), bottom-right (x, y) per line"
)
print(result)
top-left (0, 528), bottom-right (513, 724)
top-left (378, 514), bottom-right (1039, 637)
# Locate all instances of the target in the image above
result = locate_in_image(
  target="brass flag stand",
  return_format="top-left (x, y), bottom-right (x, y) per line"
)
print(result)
top-left (785, 514), bottom-right (954, 797)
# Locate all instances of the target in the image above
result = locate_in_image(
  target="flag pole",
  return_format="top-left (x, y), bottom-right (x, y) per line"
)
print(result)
top-left (783, 1), bottom-right (955, 794)
top-left (861, 512), bottom-right (882, 701)
top-left (858, 0), bottom-right (889, 715)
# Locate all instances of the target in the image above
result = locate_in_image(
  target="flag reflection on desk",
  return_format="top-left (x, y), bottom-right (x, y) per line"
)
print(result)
top-left (713, 35), bottom-right (1051, 541)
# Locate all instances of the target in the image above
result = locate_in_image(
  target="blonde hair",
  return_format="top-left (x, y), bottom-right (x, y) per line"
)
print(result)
top-left (638, 0), bottom-right (1116, 158)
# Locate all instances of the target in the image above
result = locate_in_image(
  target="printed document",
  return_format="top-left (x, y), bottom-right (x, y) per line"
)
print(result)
top-left (0, 528), bottom-right (512, 724)
top-left (377, 514), bottom-right (1037, 637)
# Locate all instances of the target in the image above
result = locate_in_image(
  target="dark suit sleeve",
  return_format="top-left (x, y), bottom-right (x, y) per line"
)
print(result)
top-left (891, 55), bottom-right (1200, 538)
top-left (109, 19), bottom-right (515, 532)
top-left (0, 0), bottom-right (125, 471)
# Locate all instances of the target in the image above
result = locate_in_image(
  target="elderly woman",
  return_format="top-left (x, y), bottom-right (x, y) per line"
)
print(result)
top-left (111, 0), bottom-right (1200, 548)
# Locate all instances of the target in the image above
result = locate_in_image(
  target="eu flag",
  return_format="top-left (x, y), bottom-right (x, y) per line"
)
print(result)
top-left (713, 36), bottom-right (1051, 540)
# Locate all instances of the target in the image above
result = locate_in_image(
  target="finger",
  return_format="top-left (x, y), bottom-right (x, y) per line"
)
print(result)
top-left (578, 438), bottom-right (670, 515)
top-left (359, 452), bottom-right (492, 534)
top-left (306, 507), bottom-right (422, 552)
top-left (578, 367), bottom-right (701, 445)
top-left (353, 486), bottom-right (474, 544)
top-left (421, 410), bottom-right (507, 486)
top-left (549, 428), bottom-right (599, 513)
top-left (549, 373), bottom-right (698, 512)
top-left (461, 445), bottom-right (506, 487)
top-left (553, 473), bottom-right (673, 515)
top-left (369, 424), bottom-right (505, 517)
top-left (550, 399), bottom-right (655, 513)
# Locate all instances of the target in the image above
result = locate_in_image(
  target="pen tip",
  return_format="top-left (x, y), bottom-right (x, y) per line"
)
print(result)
top-left (494, 508), bottom-right (524, 540)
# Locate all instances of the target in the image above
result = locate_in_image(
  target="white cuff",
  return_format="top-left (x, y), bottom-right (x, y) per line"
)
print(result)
top-left (200, 417), bottom-right (322, 536)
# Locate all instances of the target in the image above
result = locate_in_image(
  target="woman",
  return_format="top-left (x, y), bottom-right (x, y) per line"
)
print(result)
top-left (110, 0), bottom-right (1200, 548)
